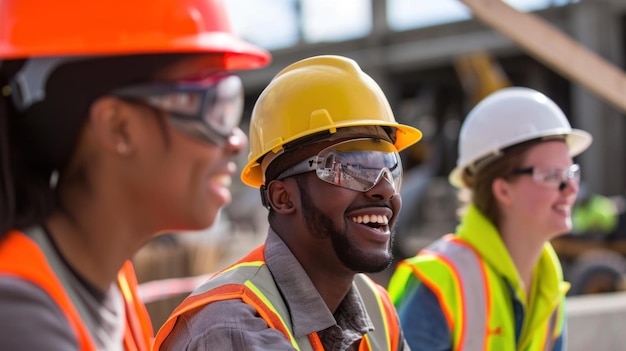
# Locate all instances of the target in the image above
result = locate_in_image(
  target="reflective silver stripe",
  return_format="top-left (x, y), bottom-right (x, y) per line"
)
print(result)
top-left (543, 309), bottom-right (559, 351)
top-left (194, 264), bottom-right (392, 351)
top-left (354, 273), bottom-right (391, 351)
top-left (193, 263), bottom-right (313, 351)
top-left (191, 263), bottom-right (265, 295)
top-left (23, 226), bottom-right (99, 340)
top-left (426, 237), bottom-right (487, 351)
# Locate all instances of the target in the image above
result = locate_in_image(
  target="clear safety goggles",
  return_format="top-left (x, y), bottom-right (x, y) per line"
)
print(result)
top-left (112, 73), bottom-right (244, 146)
top-left (511, 163), bottom-right (580, 191)
top-left (276, 138), bottom-right (403, 193)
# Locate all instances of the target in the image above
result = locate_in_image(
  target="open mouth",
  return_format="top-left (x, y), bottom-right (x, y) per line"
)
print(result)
top-left (351, 214), bottom-right (390, 232)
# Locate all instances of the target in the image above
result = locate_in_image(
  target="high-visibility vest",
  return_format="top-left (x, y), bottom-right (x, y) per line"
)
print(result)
top-left (0, 229), bottom-right (154, 351)
top-left (154, 245), bottom-right (402, 351)
top-left (389, 235), bottom-right (562, 351)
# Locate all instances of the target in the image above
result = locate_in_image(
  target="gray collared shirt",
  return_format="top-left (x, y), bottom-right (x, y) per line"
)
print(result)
top-left (159, 228), bottom-right (408, 351)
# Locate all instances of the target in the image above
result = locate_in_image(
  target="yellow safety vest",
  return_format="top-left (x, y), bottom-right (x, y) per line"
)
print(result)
top-left (389, 234), bottom-right (565, 351)
top-left (154, 245), bottom-right (402, 351)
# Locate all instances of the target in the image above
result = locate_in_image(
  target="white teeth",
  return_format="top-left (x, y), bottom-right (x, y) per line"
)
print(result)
top-left (213, 174), bottom-right (232, 187)
top-left (351, 215), bottom-right (390, 224)
top-left (555, 205), bottom-right (570, 212)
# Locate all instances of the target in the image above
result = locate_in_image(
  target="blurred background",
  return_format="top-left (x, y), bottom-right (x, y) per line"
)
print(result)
top-left (133, 1), bottom-right (626, 348)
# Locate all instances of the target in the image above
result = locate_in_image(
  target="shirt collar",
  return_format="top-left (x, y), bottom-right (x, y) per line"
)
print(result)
top-left (264, 228), bottom-right (372, 338)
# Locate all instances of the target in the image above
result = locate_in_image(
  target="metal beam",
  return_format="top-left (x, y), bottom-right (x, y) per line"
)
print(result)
top-left (238, 6), bottom-right (574, 91)
top-left (459, 0), bottom-right (626, 114)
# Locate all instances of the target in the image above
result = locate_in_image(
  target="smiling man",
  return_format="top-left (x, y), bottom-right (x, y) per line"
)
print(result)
top-left (154, 55), bottom-right (422, 351)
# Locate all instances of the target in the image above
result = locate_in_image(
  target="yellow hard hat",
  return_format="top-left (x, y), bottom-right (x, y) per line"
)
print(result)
top-left (241, 55), bottom-right (422, 188)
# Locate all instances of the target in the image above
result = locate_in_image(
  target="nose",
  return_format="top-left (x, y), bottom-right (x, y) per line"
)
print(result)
top-left (559, 178), bottom-right (579, 193)
top-left (365, 169), bottom-right (397, 201)
top-left (227, 127), bottom-right (247, 155)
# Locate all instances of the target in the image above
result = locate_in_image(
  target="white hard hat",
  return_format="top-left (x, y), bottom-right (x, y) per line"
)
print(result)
top-left (449, 87), bottom-right (592, 188)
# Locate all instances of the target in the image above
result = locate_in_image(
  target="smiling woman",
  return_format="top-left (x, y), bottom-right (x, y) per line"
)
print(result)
top-left (0, 0), bottom-right (270, 350)
top-left (389, 87), bottom-right (592, 351)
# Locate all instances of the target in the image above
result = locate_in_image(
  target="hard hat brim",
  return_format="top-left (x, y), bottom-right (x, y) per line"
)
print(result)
top-left (0, 32), bottom-right (271, 70)
top-left (241, 122), bottom-right (422, 188)
top-left (448, 128), bottom-right (593, 188)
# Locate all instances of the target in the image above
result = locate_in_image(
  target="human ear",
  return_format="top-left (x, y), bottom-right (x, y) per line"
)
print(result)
top-left (89, 97), bottom-right (133, 155)
top-left (267, 179), bottom-right (296, 214)
top-left (492, 178), bottom-right (513, 206)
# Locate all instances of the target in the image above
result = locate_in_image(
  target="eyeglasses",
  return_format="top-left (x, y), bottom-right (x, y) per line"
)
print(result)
top-left (276, 138), bottom-right (403, 193)
top-left (510, 163), bottom-right (581, 191)
top-left (111, 73), bottom-right (244, 146)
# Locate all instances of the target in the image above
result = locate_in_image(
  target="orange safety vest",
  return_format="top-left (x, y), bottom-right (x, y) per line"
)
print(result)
top-left (0, 229), bottom-right (154, 351)
top-left (153, 245), bottom-right (402, 351)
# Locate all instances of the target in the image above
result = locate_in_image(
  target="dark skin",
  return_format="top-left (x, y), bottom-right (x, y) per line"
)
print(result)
top-left (265, 138), bottom-right (401, 313)
top-left (44, 55), bottom-right (246, 291)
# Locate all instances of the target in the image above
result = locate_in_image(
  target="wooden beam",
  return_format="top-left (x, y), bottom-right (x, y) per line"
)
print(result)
top-left (459, 0), bottom-right (626, 114)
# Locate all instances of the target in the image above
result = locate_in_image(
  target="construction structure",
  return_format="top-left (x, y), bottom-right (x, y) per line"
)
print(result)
top-left (238, 0), bottom-right (626, 196)
top-left (132, 0), bottom-right (626, 344)
top-left (229, 0), bottom-right (626, 293)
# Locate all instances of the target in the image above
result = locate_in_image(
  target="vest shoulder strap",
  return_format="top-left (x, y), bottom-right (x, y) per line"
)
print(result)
top-left (418, 235), bottom-right (490, 351)
top-left (29, 227), bottom-right (152, 351)
top-left (25, 227), bottom-right (99, 336)
top-left (354, 273), bottom-right (399, 351)
top-left (417, 235), bottom-right (560, 351)
top-left (156, 247), bottom-right (401, 351)
top-left (0, 229), bottom-right (97, 350)
top-left (118, 261), bottom-right (153, 351)
top-left (154, 246), bottom-right (315, 351)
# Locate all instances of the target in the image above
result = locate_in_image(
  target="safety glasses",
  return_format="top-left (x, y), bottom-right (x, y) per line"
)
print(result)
top-left (111, 73), bottom-right (244, 146)
top-left (511, 163), bottom-right (580, 191)
top-left (277, 138), bottom-right (403, 193)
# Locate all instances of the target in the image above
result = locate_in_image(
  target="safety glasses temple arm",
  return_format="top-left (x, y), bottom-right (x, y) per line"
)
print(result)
top-left (276, 157), bottom-right (318, 180)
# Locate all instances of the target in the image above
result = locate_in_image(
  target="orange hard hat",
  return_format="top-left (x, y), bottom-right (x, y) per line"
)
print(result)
top-left (0, 0), bottom-right (270, 70)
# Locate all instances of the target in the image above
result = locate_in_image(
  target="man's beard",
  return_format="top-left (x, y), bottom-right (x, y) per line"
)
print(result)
top-left (298, 180), bottom-right (394, 273)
